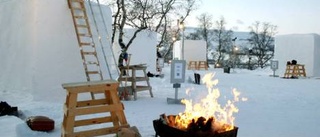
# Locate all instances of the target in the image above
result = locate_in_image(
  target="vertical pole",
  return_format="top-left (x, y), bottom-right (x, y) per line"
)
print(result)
top-left (174, 87), bottom-right (178, 100)
top-left (181, 30), bottom-right (185, 60)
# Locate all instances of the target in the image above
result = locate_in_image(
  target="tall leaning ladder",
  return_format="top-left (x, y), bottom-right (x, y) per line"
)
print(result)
top-left (68, 0), bottom-right (103, 99)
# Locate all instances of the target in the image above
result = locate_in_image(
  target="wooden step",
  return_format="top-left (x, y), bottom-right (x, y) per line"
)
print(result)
top-left (86, 71), bottom-right (100, 74)
top-left (85, 61), bottom-right (99, 65)
top-left (118, 77), bottom-right (148, 82)
top-left (80, 42), bottom-right (93, 46)
top-left (78, 34), bottom-right (92, 37)
top-left (71, 7), bottom-right (85, 11)
top-left (70, 0), bottom-right (84, 2)
top-left (135, 86), bottom-right (152, 92)
top-left (76, 24), bottom-right (88, 28)
top-left (82, 51), bottom-right (96, 55)
top-left (74, 16), bottom-right (87, 19)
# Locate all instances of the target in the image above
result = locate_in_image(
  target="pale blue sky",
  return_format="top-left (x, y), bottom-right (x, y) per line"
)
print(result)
top-left (186, 0), bottom-right (320, 35)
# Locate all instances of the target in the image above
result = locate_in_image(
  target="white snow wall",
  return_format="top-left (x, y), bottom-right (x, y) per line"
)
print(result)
top-left (0, 0), bottom-right (114, 102)
top-left (113, 29), bottom-right (157, 73)
top-left (274, 34), bottom-right (320, 77)
top-left (173, 40), bottom-right (207, 63)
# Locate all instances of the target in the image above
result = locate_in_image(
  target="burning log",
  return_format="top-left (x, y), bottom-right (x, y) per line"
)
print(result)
top-left (154, 114), bottom-right (238, 137)
top-left (187, 117), bottom-right (214, 132)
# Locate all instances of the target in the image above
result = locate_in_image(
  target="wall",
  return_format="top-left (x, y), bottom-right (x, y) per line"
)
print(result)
top-left (313, 34), bottom-right (320, 77)
top-left (274, 34), bottom-right (320, 77)
top-left (112, 29), bottom-right (157, 73)
top-left (173, 40), bottom-right (207, 63)
top-left (0, 0), bottom-right (114, 102)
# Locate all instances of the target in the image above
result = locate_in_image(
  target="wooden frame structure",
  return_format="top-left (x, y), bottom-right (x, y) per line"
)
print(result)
top-left (118, 64), bottom-right (153, 100)
top-left (284, 64), bottom-right (306, 78)
top-left (61, 80), bottom-right (129, 137)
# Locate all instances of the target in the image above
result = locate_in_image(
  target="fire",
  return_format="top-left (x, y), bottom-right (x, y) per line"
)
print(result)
top-left (174, 73), bottom-right (247, 132)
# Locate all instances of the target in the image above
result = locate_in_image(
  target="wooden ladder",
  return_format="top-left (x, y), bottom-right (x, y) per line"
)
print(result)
top-left (118, 65), bottom-right (153, 100)
top-left (68, 0), bottom-right (103, 98)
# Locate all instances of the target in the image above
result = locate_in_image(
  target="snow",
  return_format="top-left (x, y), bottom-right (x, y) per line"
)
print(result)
top-left (1, 0), bottom-right (320, 137)
top-left (1, 65), bottom-right (320, 137)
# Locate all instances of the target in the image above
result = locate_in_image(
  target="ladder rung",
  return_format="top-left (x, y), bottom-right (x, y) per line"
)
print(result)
top-left (74, 16), bottom-right (87, 19)
top-left (82, 51), bottom-right (96, 55)
top-left (80, 42), bottom-right (93, 46)
top-left (70, 0), bottom-right (84, 2)
top-left (71, 7), bottom-right (85, 11)
top-left (86, 71), bottom-right (100, 74)
top-left (78, 34), bottom-right (92, 37)
top-left (85, 61), bottom-right (99, 65)
top-left (76, 24), bottom-right (88, 28)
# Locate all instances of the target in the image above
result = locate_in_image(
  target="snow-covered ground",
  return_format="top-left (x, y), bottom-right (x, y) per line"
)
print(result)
top-left (1, 65), bottom-right (320, 137)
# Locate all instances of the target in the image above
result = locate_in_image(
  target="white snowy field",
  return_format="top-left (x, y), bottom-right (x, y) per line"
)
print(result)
top-left (1, 65), bottom-right (320, 137)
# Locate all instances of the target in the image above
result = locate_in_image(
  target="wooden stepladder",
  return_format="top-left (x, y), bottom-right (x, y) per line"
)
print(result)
top-left (284, 64), bottom-right (306, 78)
top-left (118, 64), bottom-right (153, 100)
top-left (68, 0), bottom-right (103, 98)
top-left (61, 80), bottom-right (129, 137)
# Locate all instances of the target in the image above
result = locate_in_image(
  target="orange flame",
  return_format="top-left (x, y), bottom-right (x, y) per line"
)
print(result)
top-left (175, 73), bottom-right (247, 132)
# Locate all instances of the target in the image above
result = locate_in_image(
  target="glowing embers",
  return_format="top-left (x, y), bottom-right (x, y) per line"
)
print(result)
top-left (153, 73), bottom-right (247, 137)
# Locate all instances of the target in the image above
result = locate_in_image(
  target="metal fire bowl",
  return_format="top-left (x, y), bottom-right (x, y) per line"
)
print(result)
top-left (153, 118), bottom-right (238, 137)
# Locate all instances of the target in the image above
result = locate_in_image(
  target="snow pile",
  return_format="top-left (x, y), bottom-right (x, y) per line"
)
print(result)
top-left (1, 65), bottom-right (320, 137)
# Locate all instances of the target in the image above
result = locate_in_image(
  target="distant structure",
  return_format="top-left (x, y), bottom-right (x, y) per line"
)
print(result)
top-left (274, 33), bottom-right (320, 77)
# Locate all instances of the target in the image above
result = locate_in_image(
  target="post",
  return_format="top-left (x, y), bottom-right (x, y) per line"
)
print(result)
top-left (181, 30), bottom-right (185, 60)
top-left (167, 60), bottom-right (186, 104)
top-left (179, 20), bottom-right (185, 60)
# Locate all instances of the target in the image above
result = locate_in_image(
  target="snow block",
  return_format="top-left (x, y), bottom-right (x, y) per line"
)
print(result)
top-left (274, 34), bottom-right (320, 77)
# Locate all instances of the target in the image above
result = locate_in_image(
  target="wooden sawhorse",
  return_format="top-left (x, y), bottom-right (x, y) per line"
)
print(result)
top-left (61, 80), bottom-right (129, 137)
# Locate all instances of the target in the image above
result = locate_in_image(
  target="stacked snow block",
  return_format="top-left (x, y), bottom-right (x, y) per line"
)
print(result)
top-left (0, 101), bottom-right (18, 116)
top-left (26, 116), bottom-right (55, 132)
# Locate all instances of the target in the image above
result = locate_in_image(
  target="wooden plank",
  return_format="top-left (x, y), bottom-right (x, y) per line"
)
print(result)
top-left (135, 86), bottom-right (152, 92)
top-left (74, 15), bottom-right (86, 19)
top-left (118, 77), bottom-right (148, 81)
top-left (70, 125), bottom-right (130, 137)
top-left (63, 84), bottom-right (118, 93)
top-left (82, 51), bottom-right (97, 55)
top-left (71, 7), bottom-right (85, 11)
top-left (78, 33), bottom-right (92, 37)
top-left (76, 99), bottom-right (108, 107)
top-left (73, 104), bottom-right (124, 116)
top-left (64, 115), bottom-right (76, 134)
top-left (86, 71), bottom-right (100, 74)
top-left (62, 80), bottom-right (118, 88)
top-left (74, 116), bottom-right (112, 127)
top-left (70, 0), bottom-right (84, 2)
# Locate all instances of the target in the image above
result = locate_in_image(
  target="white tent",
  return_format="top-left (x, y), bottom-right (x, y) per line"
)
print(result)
top-left (274, 33), bottom-right (320, 77)
top-left (0, 0), bottom-right (114, 102)
top-left (173, 40), bottom-right (207, 63)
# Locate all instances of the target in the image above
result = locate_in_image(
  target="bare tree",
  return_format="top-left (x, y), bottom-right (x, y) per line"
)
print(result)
top-left (212, 17), bottom-right (233, 67)
top-left (196, 13), bottom-right (213, 63)
top-left (248, 21), bottom-right (277, 68)
top-left (104, 0), bottom-right (198, 65)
